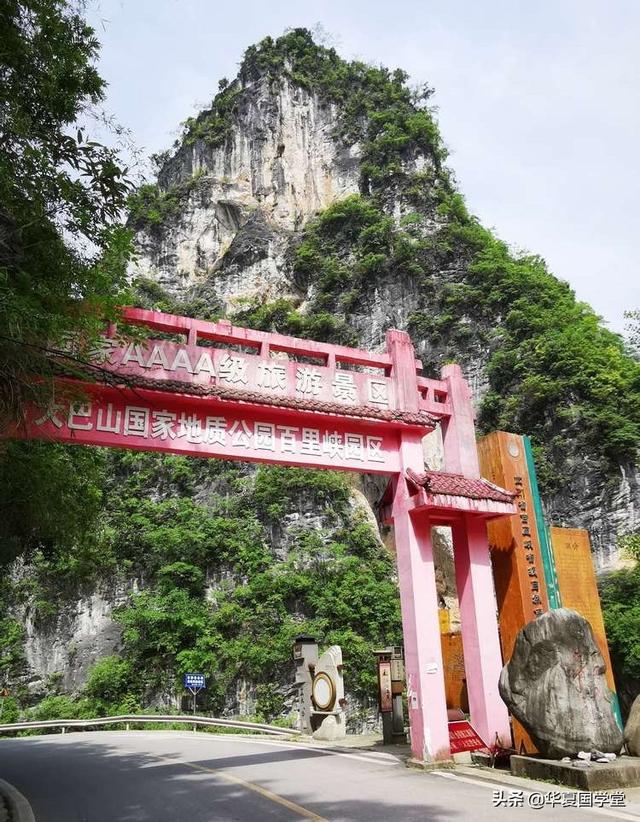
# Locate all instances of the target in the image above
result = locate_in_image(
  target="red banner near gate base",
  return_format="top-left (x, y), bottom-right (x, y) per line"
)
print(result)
top-left (448, 720), bottom-right (490, 754)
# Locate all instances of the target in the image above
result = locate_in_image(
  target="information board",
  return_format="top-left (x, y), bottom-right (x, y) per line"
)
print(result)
top-left (183, 672), bottom-right (206, 691)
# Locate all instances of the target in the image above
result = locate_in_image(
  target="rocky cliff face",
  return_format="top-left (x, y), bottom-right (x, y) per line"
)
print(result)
top-left (127, 40), bottom-right (639, 571)
top-left (22, 589), bottom-right (124, 695)
top-left (133, 76), bottom-right (360, 310)
top-left (10, 557), bottom-right (128, 697)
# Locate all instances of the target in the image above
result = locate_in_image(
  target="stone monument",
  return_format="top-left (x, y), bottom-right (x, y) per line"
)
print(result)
top-left (499, 608), bottom-right (623, 758)
top-left (311, 645), bottom-right (346, 741)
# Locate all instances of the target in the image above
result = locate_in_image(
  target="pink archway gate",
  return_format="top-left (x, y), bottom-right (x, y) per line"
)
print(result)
top-left (11, 307), bottom-right (516, 763)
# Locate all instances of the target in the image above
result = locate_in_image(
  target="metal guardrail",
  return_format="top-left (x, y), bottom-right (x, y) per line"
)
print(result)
top-left (0, 714), bottom-right (300, 737)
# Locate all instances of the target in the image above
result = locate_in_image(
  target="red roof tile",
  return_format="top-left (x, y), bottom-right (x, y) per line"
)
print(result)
top-left (406, 469), bottom-right (515, 504)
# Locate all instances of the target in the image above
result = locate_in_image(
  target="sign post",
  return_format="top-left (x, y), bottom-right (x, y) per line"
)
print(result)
top-left (374, 649), bottom-right (393, 745)
top-left (292, 635), bottom-right (318, 734)
top-left (374, 647), bottom-right (406, 744)
top-left (183, 672), bottom-right (206, 715)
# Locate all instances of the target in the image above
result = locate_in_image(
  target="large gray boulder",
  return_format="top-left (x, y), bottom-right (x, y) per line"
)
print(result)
top-left (624, 694), bottom-right (640, 755)
top-left (499, 608), bottom-right (623, 758)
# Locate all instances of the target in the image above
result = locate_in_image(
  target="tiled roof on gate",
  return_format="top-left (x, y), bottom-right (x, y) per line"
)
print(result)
top-left (406, 469), bottom-right (515, 504)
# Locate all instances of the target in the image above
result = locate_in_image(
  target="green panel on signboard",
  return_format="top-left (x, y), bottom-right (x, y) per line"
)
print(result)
top-left (523, 436), bottom-right (562, 609)
top-left (524, 437), bottom-right (622, 729)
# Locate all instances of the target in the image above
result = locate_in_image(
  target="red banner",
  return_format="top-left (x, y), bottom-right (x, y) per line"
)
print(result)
top-left (16, 386), bottom-right (401, 474)
top-left (448, 720), bottom-right (489, 754)
top-left (10, 309), bottom-right (454, 476)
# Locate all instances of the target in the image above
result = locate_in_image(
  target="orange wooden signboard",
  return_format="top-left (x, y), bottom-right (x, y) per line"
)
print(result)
top-left (477, 432), bottom-right (549, 648)
top-left (440, 632), bottom-right (468, 712)
top-left (550, 527), bottom-right (617, 696)
top-left (477, 431), bottom-right (550, 753)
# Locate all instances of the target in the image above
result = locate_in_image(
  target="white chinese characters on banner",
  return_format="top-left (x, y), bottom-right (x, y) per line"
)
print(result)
top-left (218, 353), bottom-right (248, 384)
top-left (257, 362), bottom-right (287, 391)
top-left (367, 379), bottom-right (389, 406)
top-left (34, 401), bottom-right (388, 466)
top-left (295, 367), bottom-right (322, 396)
top-left (105, 339), bottom-right (396, 409)
top-left (332, 373), bottom-right (357, 403)
top-left (124, 406), bottom-right (149, 437)
top-left (96, 403), bottom-right (122, 433)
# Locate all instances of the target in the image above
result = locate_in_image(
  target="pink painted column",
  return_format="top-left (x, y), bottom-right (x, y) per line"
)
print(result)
top-left (440, 363), bottom-right (480, 478)
top-left (452, 515), bottom-right (512, 747)
top-left (393, 445), bottom-right (451, 762)
top-left (387, 329), bottom-right (451, 762)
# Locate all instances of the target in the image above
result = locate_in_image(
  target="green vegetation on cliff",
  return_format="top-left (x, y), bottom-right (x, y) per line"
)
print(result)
top-left (240, 29), bottom-right (447, 188)
top-left (235, 189), bottom-right (640, 489)
top-left (601, 555), bottom-right (640, 716)
top-left (182, 79), bottom-right (243, 147)
top-left (127, 171), bottom-right (206, 231)
top-left (6, 453), bottom-right (401, 721)
top-left (147, 29), bottom-right (640, 486)
top-left (109, 456), bottom-right (399, 715)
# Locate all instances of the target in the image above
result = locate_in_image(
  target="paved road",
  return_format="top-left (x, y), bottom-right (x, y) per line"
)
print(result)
top-left (0, 731), bottom-right (637, 821)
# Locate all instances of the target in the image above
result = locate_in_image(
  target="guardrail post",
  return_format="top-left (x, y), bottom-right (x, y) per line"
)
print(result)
top-left (61, 726), bottom-right (66, 734)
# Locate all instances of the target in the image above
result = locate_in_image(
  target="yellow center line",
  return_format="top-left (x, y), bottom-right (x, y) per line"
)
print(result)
top-left (150, 752), bottom-right (330, 821)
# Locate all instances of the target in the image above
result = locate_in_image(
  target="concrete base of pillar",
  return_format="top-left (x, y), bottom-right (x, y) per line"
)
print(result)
top-left (406, 757), bottom-right (455, 771)
top-left (312, 713), bottom-right (347, 741)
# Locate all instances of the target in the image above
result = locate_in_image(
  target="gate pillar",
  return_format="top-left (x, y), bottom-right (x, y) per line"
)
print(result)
top-left (440, 363), bottom-right (480, 478)
top-left (452, 515), bottom-right (512, 747)
top-left (393, 438), bottom-right (451, 763)
top-left (387, 328), bottom-right (451, 762)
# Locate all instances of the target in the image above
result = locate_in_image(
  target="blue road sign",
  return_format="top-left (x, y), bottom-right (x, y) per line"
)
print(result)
top-left (183, 672), bottom-right (206, 690)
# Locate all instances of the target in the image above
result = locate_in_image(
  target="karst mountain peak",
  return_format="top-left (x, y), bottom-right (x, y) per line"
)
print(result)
top-left (127, 28), bottom-right (639, 569)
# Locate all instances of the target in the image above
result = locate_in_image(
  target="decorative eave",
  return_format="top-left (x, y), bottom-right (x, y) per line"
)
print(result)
top-left (405, 469), bottom-right (515, 504)
top-left (379, 470), bottom-right (517, 525)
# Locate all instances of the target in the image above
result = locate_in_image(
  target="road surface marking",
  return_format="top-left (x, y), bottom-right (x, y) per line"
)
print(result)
top-left (150, 752), bottom-right (329, 821)
top-left (163, 731), bottom-right (402, 766)
top-left (4, 729), bottom-right (401, 767)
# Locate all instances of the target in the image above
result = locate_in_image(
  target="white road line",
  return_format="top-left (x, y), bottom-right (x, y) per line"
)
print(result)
top-left (146, 751), bottom-right (330, 821)
top-left (98, 730), bottom-right (403, 767)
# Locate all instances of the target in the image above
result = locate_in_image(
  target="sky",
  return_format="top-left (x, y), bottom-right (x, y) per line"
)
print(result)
top-left (86, 0), bottom-right (639, 334)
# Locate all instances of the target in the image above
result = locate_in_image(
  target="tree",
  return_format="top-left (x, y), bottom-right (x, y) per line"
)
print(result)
top-left (1, 0), bottom-right (133, 419)
top-left (0, 1), bottom-right (133, 562)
